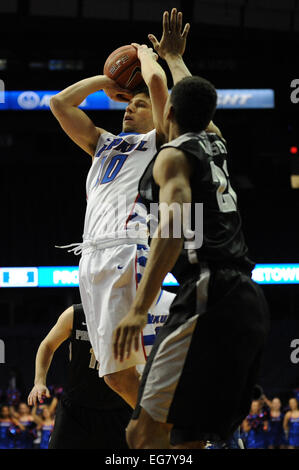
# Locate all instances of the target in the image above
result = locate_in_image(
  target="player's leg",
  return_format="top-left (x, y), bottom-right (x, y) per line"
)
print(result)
top-left (131, 266), bottom-right (269, 449)
top-left (48, 399), bottom-right (91, 449)
top-left (79, 245), bottom-right (148, 408)
top-left (171, 441), bottom-right (206, 449)
top-left (125, 293), bottom-right (204, 449)
top-left (126, 407), bottom-right (204, 449)
top-left (104, 366), bottom-right (140, 409)
top-left (105, 288), bottom-right (176, 408)
top-left (127, 407), bottom-right (172, 449)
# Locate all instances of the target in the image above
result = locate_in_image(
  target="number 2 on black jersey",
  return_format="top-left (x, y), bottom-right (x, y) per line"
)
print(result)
top-left (210, 160), bottom-right (237, 213)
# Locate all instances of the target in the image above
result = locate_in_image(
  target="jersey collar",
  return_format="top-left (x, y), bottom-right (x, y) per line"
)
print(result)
top-left (118, 132), bottom-right (140, 136)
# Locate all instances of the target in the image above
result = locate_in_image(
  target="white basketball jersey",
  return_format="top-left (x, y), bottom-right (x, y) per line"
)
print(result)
top-left (83, 130), bottom-right (156, 241)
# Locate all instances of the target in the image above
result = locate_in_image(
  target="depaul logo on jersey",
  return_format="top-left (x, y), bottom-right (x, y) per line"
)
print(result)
top-left (95, 136), bottom-right (148, 159)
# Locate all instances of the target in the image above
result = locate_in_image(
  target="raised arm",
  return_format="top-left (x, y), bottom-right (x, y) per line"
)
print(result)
top-left (131, 44), bottom-right (168, 145)
top-left (148, 9), bottom-right (191, 85)
top-left (27, 306), bottom-right (74, 406)
top-left (150, 8), bottom-right (222, 139)
top-left (50, 76), bottom-right (132, 158)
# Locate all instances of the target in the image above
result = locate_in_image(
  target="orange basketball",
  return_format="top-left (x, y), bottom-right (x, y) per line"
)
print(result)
top-left (103, 45), bottom-right (144, 90)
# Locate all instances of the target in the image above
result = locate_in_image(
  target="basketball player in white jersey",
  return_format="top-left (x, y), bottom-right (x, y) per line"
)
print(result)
top-left (50, 9), bottom-right (189, 409)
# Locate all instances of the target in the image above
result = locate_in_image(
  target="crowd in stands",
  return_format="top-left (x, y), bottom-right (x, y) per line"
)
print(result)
top-left (0, 386), bottom-right (61, 449)
top-left (1, 386), bottom-right (299, 449)
top-left (240, 390), bottom-right (299, 449)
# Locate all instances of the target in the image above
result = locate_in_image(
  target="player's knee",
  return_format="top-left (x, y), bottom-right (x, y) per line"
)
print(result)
top-left (104, 368), bottom-right (138, 394)
top-left (104, 373), bottom-right (123, 393)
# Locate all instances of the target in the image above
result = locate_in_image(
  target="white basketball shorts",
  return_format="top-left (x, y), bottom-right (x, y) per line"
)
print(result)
top-left (79, 243), bottom-right (157, 377)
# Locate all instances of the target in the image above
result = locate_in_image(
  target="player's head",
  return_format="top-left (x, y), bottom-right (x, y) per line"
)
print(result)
top-left (164, 76), bottom-right (217, 136)
top-left (122, 86), bottom-right (154, 134)
top-left (289, 397), bottom-right (299, 411)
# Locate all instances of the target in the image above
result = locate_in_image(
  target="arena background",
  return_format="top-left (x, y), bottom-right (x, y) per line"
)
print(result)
top-left (0, 0), bottom-right (298, 405)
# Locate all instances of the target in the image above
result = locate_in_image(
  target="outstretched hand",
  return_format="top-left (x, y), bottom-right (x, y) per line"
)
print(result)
top-left (113, 310), bottom-right (147, 363)
top-left (148, 8), bottom-right (190, 60)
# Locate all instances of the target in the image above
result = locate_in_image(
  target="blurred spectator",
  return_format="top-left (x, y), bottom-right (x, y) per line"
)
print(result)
top-left (32, 400), bottom-right (57, 449)
top-left (262, 395), bottom-right (286, 449)
top-left (6, 388), bottom-right (21, 407)
top-left (283, 397), bottom-right (299, 449)
top-left (242, 400), bottom-right (268, 449)
top-left (10, 402), bottom-right (36, 449)
top-left (0, 405), bottom-right (18, 449)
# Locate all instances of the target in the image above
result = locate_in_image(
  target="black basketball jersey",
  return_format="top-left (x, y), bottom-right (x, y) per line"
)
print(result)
top-left (138, 131), bottom-right (254, 282)
top-left (64, 304), bottom-right (129, 411)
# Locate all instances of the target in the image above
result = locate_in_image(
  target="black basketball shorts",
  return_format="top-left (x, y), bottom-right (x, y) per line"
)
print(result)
top-left (132, 264), bottom-right (270, 445)
top-left (49, 397), bottom-right (131, 449)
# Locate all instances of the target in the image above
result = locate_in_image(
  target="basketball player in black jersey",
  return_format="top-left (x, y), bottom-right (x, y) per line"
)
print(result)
top-left (28, 304), bottom-right (130, 449)
top-left (113, 31), bottom-right (270, 447)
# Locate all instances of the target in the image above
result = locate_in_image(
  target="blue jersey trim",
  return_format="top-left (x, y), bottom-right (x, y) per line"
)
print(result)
top-left (155, 290), bottom-right (163, 305)
top-left (143, 335), bottom-right (156, 346)
top-left (118, 132), bottom-right (140, 136)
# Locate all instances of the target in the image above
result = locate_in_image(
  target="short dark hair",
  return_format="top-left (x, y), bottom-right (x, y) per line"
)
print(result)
top-left (170, 76), bottom-right (217, 133)
top-left (132, 83), bottom-right (150, 98)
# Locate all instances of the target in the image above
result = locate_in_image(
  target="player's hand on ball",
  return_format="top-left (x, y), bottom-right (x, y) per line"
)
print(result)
top-left (27, 384), bottom-right (51, 407)
top-left (148, 8), bottom-right (190, 59)
top-left (113, 311), bottom-right (147, 362)
top-left (131, 43), bottom-right (158, 62)
top-left (102, 76), bottom-right (133, 102)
